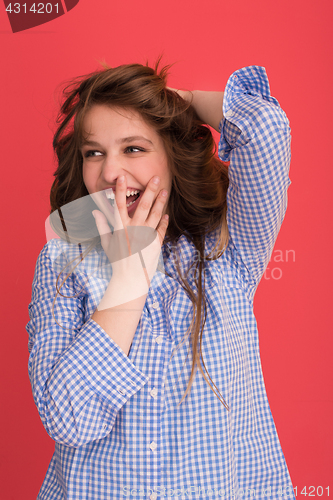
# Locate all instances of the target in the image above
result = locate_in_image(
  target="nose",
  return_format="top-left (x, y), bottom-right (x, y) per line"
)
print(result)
top-left (101, 154), bottom-right (125, 184)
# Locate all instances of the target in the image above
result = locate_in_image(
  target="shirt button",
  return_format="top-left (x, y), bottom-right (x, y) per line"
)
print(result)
top-left (225, 110), bottom-right (234, 119)
top-left (152, 301), bottom-right (159, 309)
top-left (150, 387), bottom-right (158, 398)
top-left (150, 441), bottom-right (157, 451)
top-left (116, 387), bottom-right (126, 396)
top-left (150, 493), bottom-right (158, 500)
top-left (155, 335), bottom-right (163, 344)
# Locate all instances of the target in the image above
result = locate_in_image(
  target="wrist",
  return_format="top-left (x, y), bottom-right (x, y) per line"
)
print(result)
top-left (99, 253), bottom-right (149, 310)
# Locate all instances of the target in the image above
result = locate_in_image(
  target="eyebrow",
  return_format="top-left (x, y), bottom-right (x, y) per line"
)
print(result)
top-left (81, 136), bottom-right (154, 147)
top-left (118, 136), bottom-right (153, 145)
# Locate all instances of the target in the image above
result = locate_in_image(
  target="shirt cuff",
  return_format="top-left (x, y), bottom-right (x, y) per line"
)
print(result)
top-left (49, 318), bottom-right (149, 416)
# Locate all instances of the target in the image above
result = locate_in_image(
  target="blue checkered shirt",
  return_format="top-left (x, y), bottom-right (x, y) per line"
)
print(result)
top-left (27, 66), bottom-right (294, 500)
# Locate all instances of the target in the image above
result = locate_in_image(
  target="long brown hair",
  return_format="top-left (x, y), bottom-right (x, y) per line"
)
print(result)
top-left (51, 61), bottom-right (229, 409)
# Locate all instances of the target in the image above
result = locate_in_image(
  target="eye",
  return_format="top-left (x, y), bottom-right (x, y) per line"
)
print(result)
top-left (124, 146), bottom-right (145, 154)
top-left (83, 150), bottom-right (103, 158)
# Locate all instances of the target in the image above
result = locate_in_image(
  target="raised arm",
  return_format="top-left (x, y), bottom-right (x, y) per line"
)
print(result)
top-left (90, 174), bottom-right (168, 355)
top-left (172, 88), bottom-right (224, 132)
top-left (220, 66), bottom-right (291, 293)
top-left (172, 66), bottom-right (291, 295)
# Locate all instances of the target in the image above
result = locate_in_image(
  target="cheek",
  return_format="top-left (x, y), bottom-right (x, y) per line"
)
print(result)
top-left (82, 167), bottom-right (88, 187)
top-left (155, 156), bottom-right (171, 183)
top-left (82, 168), bottom-right (94, 193)
top-left (82, 162), bottom-right (98, 185)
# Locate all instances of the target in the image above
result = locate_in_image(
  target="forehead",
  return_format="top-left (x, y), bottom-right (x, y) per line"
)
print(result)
top-left (82, 104), bottom-right (157, 138)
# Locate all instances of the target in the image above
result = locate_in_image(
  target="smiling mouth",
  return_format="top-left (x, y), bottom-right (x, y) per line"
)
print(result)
top-left (105, 188), bottom-right (141, 208)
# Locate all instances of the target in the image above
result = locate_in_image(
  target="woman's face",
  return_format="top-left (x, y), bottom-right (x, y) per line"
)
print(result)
top-left (81, 105), bottom-right (172, 218)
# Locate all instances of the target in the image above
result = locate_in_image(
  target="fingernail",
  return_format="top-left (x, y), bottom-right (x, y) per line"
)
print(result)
top-left (92, 211), bottom-right (96, 219)
top-left (161, 190), bottom-right (168, 197)
top-left (118, 176), bottom-right (125, 183)
top-left (164, 214), bottom-right (169, 220)
top-left (152, 176), bottom-right (160, 185)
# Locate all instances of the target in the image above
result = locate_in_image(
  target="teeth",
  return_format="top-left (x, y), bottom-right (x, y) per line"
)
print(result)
top-left (105, 188), bottom-right (140, 209)
top-left (126, 189), bottom-right (139, 197)
top-left (105, 189), bottom-right (115, 199)
top-left (105, 189), bottom-right (140, 198)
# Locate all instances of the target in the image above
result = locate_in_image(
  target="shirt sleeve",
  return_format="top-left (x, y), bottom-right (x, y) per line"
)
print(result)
top-left (218, 66), bottom-right (291, 293)
top-left (26, 240), bottom-right (149, 447)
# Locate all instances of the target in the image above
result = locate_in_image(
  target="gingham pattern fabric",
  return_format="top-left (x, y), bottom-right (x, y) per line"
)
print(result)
top-left (27, 67), bottom-right (294, 500)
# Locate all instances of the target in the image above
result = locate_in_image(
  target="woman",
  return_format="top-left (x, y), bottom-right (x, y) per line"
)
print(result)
top-left (27, 62), bottom-right (294, 499)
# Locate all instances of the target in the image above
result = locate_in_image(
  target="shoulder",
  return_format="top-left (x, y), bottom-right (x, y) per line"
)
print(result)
top-left (36, 238), bottom-right (82, 272)
top-left (35, 238), bottom-right (107, 277)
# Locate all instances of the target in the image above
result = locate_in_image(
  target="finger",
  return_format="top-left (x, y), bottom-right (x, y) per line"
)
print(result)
top-left (111, 196), bottom-right (125, 232)
top-left (90, 191), bottom-right (117, 231)
top-left (141, 215), bottom-right (169, 281)
top-left (131, 176), bottom-right (161, 224)
top-left (145, 189), bottom-right (169, 229)
top-left (156, 213), bottom-right (169, 246)
top-left (113, 176), bottom-right (129, 227)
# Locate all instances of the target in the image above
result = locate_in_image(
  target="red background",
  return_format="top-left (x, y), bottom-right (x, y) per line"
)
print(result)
top-left (0, 0), bottom-right (332, 498)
